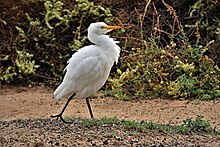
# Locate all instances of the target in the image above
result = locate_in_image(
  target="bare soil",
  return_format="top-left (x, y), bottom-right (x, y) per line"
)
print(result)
top-left (0, 86), bottom-right (220, 146)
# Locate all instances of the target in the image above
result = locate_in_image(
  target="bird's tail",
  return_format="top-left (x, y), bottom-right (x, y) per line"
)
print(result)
top-left (54, 82), bottom-right (70, 101)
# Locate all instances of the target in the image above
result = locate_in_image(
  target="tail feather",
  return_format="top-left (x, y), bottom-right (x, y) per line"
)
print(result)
top-left (54, 83), bottom-right (64, 100)
top-left (54, 79), bottom-right (76, 100)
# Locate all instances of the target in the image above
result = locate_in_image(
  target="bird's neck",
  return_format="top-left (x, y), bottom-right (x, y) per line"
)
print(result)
top-left (88, 32), bottom-right (120, 64)
top-left (88, 32), bottom-right (105, 45)
top-left (88, 33), bottom-right (117, 50)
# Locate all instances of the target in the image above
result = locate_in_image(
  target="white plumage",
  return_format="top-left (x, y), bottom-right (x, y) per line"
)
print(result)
top-left (51, 22), bottom-right (121, 123)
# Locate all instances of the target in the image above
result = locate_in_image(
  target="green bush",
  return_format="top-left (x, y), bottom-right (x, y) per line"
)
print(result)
top-left (0, 0), bottom-right (112, 85)
top-left (0, 0), bottom-right (219, 100)
top-left (106, 0), bottom-right (220, 100)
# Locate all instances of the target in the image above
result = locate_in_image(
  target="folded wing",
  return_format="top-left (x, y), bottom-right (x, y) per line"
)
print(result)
top-left (54, 50), bottom-right (108, 100)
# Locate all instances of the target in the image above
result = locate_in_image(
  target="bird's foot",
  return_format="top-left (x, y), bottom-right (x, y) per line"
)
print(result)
top-left (50, 114), bottom-right (72, 124)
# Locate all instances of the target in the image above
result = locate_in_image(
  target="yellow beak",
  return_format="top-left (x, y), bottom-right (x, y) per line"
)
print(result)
top-left (102, 26), bottom-right (121, 30)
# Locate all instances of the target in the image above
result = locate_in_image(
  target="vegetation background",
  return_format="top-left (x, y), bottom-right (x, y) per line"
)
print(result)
top-left (0, 0), bottom-right (219, 100)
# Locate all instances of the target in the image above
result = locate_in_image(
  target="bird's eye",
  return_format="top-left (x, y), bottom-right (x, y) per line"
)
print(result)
top-left (100, 26), bottom-right (105, 29)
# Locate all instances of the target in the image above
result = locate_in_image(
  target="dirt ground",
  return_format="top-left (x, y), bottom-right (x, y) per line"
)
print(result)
top-left (0, 86), bottom-right (220, 146)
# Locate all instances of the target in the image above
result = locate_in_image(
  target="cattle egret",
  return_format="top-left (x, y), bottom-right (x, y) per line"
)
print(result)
top-left (51, 22), bottom-right (121, 123)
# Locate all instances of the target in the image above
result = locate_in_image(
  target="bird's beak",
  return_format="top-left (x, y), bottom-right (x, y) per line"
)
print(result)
top-left (102, 26), bottom-right (121, 30)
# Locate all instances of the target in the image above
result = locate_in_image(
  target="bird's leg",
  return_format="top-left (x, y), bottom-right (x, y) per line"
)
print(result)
top-left (86, 97), bottom-right (94, 118)
top-left (51, 94), bottom-right (75, 124)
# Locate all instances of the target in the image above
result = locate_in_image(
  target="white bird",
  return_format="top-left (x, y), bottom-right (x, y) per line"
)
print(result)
top-left (51, 22), bottom-right (121, 123)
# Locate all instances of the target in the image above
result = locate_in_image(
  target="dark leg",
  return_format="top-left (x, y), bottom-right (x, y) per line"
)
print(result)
top-left (86, 97), bottom-right (94, 118)
top-left (51, 94), bottom-right (75, 124)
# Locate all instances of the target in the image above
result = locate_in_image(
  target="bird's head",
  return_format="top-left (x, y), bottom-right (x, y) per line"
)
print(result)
top-left (88, 22), bottom-right (121, 35)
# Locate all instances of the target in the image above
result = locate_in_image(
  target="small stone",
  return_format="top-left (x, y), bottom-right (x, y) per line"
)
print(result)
top-left (33, 142), bottom-right (44, 147)
top-left (103, 140), bottom-right (109, 145)
top-left (54, 142), bottom-right (59, 146)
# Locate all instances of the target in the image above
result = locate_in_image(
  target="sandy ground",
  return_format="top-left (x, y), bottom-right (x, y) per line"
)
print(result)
top-left (0, 86), bottom-right (220, 146)
top-left (0, 86), bottom-right (219, 126)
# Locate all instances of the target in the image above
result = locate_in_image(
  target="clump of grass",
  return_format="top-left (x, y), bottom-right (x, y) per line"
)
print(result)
top-left (15, 138), bottom-right (30, 143)
top-left (78, 115), bottom-right (220, 135)
top-left (183, 115), bottom-right (211, 131)
top-left (80, 117), bottom-right (121, 127)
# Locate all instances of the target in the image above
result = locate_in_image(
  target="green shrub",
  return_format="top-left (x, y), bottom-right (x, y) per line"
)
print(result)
top-left (0, 0), bottom-right (113, 85)
top-left (106, 0), bottom-right (220, 100)
top-left (0, 0), bottom-right (219, 100)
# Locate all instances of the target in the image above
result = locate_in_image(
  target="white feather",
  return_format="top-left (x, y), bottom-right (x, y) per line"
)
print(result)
top-left (54, 22), bottom-right (120, 101)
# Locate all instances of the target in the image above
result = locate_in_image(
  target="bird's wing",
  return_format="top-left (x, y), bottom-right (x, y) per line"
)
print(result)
top-left (66, 55), bottom-right (105, 82)
top-left (54, 52), bottom-right (107, 100)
